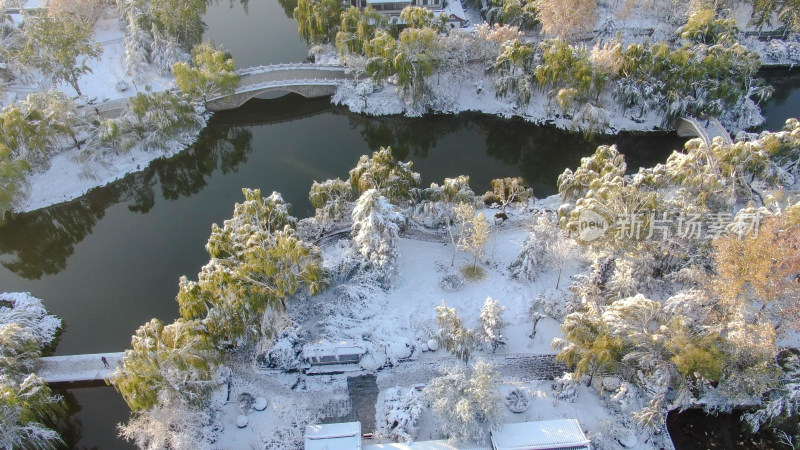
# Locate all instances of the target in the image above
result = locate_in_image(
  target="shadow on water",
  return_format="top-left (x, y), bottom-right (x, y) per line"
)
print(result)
top-left (0, 121), bottom-right (256, 280)
top-left (53, 384), bottom-right (135, 450)
top-left (667, 409), bottom-right (792, 450)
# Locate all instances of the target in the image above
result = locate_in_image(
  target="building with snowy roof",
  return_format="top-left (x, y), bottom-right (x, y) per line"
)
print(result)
top-left (490, 419), bottom-right (591, 450)
top-left (302, 342), bottom-right (365, 366)
top-left (305, 422), bottom-right (362, 450)
top-left (364, 440), bottom-right (489, 449)
top-left (348, 0), bottom-right (443, 14)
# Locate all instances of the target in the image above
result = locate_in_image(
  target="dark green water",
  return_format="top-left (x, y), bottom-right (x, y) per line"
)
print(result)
top-left (0, 0), bottom-right (796, 447)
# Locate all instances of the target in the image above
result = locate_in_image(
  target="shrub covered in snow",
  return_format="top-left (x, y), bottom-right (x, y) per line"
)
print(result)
top-left (504, 388), bottom-right (529, 413)
top-left (261, 327), bottom-right (305, 371)
top-left (438, 272), bottom-right (465, 292)
top-left (261, 402), bottom-right (320, 450)
top-left (552, 373), bottom-right (578, 403)
top-left (382, 387), bottom-right (424, 442)
top-left (509, 214), bottom-right (560, 282)
top-left (423, 361), bottom-right (502, 444)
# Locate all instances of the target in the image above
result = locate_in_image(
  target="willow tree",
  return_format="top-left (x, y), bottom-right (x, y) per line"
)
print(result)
top-left (336, 6), bottom-right (383, 56)
top-left (493, 39), bottom-right (534, 106)
top-left (173, 42), bottom-right (239, 103)
top-left (294, 0), bottom-right (342, 44)
top-left (14, 12), bottom-right (102, 96)
top-left (394, 27), bottom-right (438, 108)
top-left (365, 30), bottom-right (398, 83)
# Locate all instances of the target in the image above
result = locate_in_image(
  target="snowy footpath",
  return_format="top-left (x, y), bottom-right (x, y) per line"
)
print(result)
top-left (36, 352), bottom-right (124, 383)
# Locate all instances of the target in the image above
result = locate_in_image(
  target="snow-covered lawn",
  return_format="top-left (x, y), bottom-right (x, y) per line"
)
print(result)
top-left (5, 6), bottom-right (191, 214)
top-left (202, 202), bottom-right (668, 449)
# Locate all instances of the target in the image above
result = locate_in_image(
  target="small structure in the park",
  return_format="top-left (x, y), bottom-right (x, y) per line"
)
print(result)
top-left (305, 422), bottom-right (362, 450)
top-left (490, 419), bottom-right (591, 450)
top-left (364, 440), bottom-right (489, 449)
top-left (302, 342), bottom-right (365, 366)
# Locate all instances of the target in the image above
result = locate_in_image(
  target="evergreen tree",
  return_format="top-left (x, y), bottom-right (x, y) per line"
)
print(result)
top-left (177, 189), bottom-right (326, 345)
top-left (111, 318), bottom-right (219, 411)
top-left (351, 188), bottom-right (404, 275)
top-left (349, 147), bottom-right (421, 203)
top-left (434, 301), bottom-right (476, 363)
top-left (479, 297), bottom-right (507, 352)
top-left (309, 178), bottom-right (353, 230)
top-left (124, 14), bottom-right (152, 83)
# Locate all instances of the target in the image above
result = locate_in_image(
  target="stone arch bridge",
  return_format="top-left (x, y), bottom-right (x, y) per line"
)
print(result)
top-left (206, 63), bottom-right (348, 111)
top-left (92, 63), bottom-right (349, 117)
top-left (675, 116), bottom-right (733, 148)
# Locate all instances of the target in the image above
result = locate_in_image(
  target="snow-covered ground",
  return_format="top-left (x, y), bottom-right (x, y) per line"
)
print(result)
top-left (200, 201), bottom-right (670, 449)
top-left (6, 1), bottom-right (799, 215)
top-left (4, 6), bottom-right (194, 214)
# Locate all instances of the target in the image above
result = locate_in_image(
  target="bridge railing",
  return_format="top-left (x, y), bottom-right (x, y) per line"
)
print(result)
top-left (236, 63), bottom-right (345, 76)
top-left (206, 78), bottom-right (344, 102)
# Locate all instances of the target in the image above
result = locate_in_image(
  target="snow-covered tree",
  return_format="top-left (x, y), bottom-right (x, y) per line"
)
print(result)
top-left (419, 175), bottom-right (475, 227)
top-left (478, 297), bottom-right (507, 352)
top-left (309, 178), bottom-right (353, 231)
top-left (546, 237), bottom-right (573, 290)
top-left (172, 41), bottom-right (239, 103)
top-left (434, 301), bottom-right (476, 363)
top-left (509, 214), bottom-right (559, 281)
top-left (0, 293), bottom-right (61, 352)
top-left (349, 147), bottom-right (421, 204)
top-left (118, 404), bottom-right (221, 450)
top-left (455, 204), bottom-right (489, 275)
top-left (124, 14), bottom-right (152, 83)
top-left (382, 387), bottom-right (424, 442)
top-left (177, 189), bottom-right (326, 345)
top-left (351, 188), bottom-right (404, 278)
top-left (487, 177), bottom-right (531, 214)
top-left (423, 360), bottom-right (502, 443)
top-left (13, 12), bottom-right (102, 96)
top-left (111, 318), bottom-right (219, 411)
top-left (553, 306), bottom-right (623, 387)
top-left (533, 0), bottom-right (596, 41)
top-left (0, 373), bottom-right (65, 449)
top-left (0, 293), bottom-right (64, 449)
top-left (114, 91), bottom-right (204, 153)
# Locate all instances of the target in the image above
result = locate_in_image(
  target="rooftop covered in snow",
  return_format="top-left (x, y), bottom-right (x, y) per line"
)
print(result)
top-left (305, 422), bottom-right (362, 450)
top-left (490, 419), bottom-right (591, 450)
top-left (364, 440), bottom-right (489, 449)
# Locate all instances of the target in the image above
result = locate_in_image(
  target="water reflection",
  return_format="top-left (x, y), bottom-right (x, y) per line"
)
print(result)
top-left (0, 96), bottom-right (685, 281)
top-left (0, 125), bottom-right (254, 279)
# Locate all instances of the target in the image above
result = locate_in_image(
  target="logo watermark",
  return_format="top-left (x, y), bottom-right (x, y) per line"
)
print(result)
top-left (576, 208), bottom-right (761, 242)
top-left (578, 209), bottom-right (608, 242)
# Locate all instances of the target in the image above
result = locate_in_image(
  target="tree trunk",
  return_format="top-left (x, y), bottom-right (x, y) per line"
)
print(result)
top-left (70, 75), bottom-right (83, 97)
top-left (555, 265), bottom-right (563, 290)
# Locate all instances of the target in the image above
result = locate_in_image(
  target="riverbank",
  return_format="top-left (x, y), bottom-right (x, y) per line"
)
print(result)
top-left (5, 1), bottom-right (798, 215)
